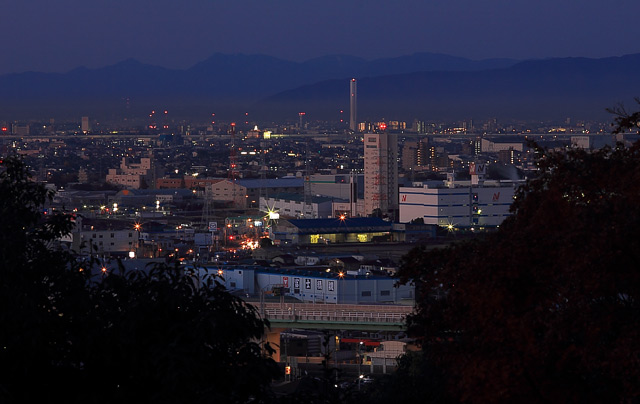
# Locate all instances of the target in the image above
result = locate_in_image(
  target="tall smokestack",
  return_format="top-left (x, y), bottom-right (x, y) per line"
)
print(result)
top-left (349, 78), bottom-right (357, 132)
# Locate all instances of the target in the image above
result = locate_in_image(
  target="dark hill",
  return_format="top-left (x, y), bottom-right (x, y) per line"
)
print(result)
top-left (5, 52), bottom-right (640, 122)
top-left (0, 52), bottom-right (516, 120)
top-left (257, 54), bottom-right (640, 121)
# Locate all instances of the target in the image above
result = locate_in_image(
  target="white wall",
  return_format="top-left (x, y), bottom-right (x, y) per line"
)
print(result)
top-left (399, 183), bottom-right (517, 227)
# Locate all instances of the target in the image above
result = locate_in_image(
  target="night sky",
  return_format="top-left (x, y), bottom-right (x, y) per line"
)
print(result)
top-left (3, 0), bottom-right (640, 75)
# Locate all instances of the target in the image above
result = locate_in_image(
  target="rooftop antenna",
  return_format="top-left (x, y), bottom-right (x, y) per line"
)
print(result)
top-left (162, 110), bottom-right (169, 131)
top-left (228, 122), bottom-right (239, 208)
top-left (259, 135), bottom-right (268, 212)
top-left (304, 141), bottom-right (312, 218)
top-left (298, 112), bottom-right (305, 134)
top-left (148, 110), bottom-right (157, 130)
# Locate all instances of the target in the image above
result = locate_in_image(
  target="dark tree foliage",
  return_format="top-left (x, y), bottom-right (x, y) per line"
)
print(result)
top-left (607, 97), bottom-right (640, 133)
top-left (362, 350), bottom-right (453, 404)
top-left (0, 156), bottom-right (280, 403)
top-left (260, 237), bottom-right (274, 249)
top-left (397, 142), bottom-right (640, 403)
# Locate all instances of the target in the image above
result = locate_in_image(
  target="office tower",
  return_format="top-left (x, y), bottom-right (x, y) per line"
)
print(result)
top-left (364, 132), bottom-right (398, 219)
top-left (81, 116), bottom-right (90, 133)
top-left (349, 79), bottom-right (357, 132)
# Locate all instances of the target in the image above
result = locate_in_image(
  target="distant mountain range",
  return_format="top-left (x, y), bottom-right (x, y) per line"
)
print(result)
top-left (1, 52), bottom-right (638, 122)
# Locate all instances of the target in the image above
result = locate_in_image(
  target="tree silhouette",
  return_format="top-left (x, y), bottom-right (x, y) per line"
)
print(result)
top-left (607, 97), bottom-right (640, 133)
top-left (397, 142), bottom-right (640, 403)
top-left (0, 155), bottom-right (280, 403)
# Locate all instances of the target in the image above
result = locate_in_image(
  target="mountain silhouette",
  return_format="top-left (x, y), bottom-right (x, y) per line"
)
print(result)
top-left (257, 54), bottom-right (640, 122)
top-left (1, 52), bottom-right (637, 122)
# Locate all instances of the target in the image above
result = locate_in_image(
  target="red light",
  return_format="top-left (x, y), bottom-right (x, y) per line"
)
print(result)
top-left (164, 110), bottom-right (168, 114)
top-left (231, 122), bottom-right (236, 126)
top-left (379, 123), bottom-right (387, 131)
top-left (1, 127), bottom-right (7, 131)
top-left (229, 236), bottom-right (234, 240)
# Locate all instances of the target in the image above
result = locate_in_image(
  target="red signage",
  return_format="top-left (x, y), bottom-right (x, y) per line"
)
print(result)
top-left (282, 276), bottom-right (289, 288)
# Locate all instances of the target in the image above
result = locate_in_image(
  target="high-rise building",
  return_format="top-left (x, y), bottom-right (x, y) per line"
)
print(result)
top-left (401, 142), bottom-right (418, 171)
top-left (416, 139), bottom-right (429, 168)
top-left (401, 139), bottom-right (428, 171)
top-left (349, 79), bottom-right (357, 132)
top-left (364, 132), bottom-right (398, 219)
top-left (81, 116), bottom-right (90, 133)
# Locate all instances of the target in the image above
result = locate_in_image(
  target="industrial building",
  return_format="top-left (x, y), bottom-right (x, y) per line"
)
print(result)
top-left (260, 193), bottom-right (345, 219)
top-left (399, 177), bottom-right (520, 228)
top-left (270, 217), bottom-right (393, 245)
top-left (196, 265), bottom-right (415, 305)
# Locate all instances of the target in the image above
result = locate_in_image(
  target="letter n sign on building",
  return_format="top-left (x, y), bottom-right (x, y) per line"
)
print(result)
top-left (282, 276), bottom-right (289, 288)
top-left (469, 162), bottom-right (486, 175)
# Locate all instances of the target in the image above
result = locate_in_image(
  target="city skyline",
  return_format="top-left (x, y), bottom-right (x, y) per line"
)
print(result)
top-left (2, 0), bottom-right (640, 75)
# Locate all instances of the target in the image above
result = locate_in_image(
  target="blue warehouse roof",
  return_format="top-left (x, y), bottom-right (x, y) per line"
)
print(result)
top-left (286, 217), bottom-right (392, 234)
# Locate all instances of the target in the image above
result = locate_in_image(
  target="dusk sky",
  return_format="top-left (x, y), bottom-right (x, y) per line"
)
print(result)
top-left (3, 0), bottom-right (640, 75)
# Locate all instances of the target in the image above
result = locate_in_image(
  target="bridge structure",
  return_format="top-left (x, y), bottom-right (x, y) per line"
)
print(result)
top-left (251, 302), bottom-right (412, 331)
top-left (247, 302), bottom-right (414, 361)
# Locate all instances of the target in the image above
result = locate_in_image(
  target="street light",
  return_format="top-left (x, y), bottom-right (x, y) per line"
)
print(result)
top-left (357, 341), bottom-right (364, 390)
top-left (133, 222), bottom-right (142, 257)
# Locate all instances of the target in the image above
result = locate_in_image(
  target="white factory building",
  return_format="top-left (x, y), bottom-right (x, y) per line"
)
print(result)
top-left (399, 172), bottom-right (522, 228)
